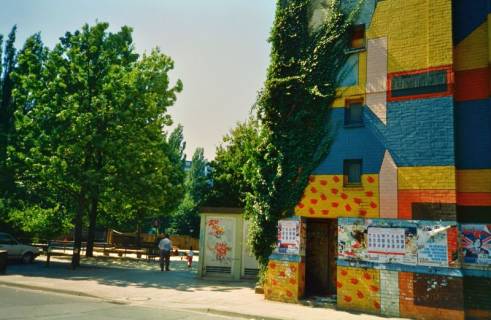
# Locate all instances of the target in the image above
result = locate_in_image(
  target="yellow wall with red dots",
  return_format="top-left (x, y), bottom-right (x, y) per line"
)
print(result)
top-left (295, 175), bottom-right (380, 219)
top-left (337, 266), bottom-right (381, 314)
top-left (264, 260), bottom-right (305, 303)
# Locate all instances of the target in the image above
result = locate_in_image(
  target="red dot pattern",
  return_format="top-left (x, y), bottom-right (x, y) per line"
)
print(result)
top-left (337, 267), bottom-right (382, 314)
top-left (295, 175), bottom-right (379, 218)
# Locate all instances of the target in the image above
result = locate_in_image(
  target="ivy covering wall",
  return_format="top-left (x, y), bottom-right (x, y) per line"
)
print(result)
top-left (245, 0), bottom-right (361, 270)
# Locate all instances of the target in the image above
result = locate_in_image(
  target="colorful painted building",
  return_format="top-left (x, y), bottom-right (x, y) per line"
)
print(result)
top-left (264, 1), bottom-right (491, 319)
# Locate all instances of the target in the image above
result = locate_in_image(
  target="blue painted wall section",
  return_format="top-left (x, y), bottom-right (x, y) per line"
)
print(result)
top-left (313, 107), bottom-right (385, 175)
top-left (337, 54), bottom-right (359, 87)
top-left (456, 99), bottom-right (491, 169)
top-left (452, 0), bottom-right (491, 44)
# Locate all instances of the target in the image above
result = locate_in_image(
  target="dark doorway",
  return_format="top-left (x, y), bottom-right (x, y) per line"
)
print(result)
top-left (305, 219), bottom-right (338, 296)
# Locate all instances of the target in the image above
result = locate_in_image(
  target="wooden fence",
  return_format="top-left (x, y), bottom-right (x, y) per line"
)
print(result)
top-left (107, 230), bottom-right (199, 250)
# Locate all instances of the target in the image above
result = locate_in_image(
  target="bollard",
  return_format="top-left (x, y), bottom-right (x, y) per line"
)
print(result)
top-left (0, 250), bottom-right (7, 274)
top-left (46, 246), bottom-right (52, 267)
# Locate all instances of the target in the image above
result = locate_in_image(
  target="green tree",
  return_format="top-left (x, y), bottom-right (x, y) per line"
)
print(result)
top-left (205, 117), bottom-right (260, 207)
top-left (13, 23), bottom-right (182, 267)
top-left (246, 0), bottom-right (359, 268)
top-left (170, 147), bottom-right (208, 237)
top-left (0, 26), bottom-right (18, 226)
top-left (186, 148), bottom-right (209, 204)
top-left (100, 49), bottom-right (184, 247)
top-left (99, 124), bottom-right (186, 236)
top-left (6, 33), bottom-right (67, 241)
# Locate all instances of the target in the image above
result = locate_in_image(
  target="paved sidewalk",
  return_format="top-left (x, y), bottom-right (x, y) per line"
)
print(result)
top-left (0, 256), bottom-right (403, 320)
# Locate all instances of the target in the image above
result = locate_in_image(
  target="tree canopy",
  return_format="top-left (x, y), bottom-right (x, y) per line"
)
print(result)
top-left (8, 23), bottom-right (183, 266)
top-left (170, 147), bottom-right (209, 237)
top-left (204, 117), bottom-right (260, 208)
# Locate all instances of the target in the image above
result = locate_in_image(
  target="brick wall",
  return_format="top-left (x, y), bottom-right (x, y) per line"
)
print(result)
top-left (464, 276), bottom-right (491, 319)
top-left (399, 272), bottom-right (465, 320)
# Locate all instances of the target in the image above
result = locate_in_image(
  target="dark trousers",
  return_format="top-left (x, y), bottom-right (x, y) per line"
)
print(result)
top-left (159, 250), bottom-right (170, 271)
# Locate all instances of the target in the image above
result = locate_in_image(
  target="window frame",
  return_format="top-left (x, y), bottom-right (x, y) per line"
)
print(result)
top-left (343, 159), bottom-right (363, 187)
top-left (344, 98), bottom-right (364, 127)
top-left (347, 24), bottom-right (366, 52)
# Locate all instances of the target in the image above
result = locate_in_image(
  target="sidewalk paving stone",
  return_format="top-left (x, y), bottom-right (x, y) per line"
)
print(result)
top-left (0, 255), bottom-right (405, 320)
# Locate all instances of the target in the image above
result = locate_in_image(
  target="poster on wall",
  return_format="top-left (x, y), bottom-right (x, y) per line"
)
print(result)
top-left (461, 224), bottom-right (491, 266)
top-left (417, 223), bottom-right (451, 267)
top-left (276, 219), bottom-right (305, 255)
top-left (338, 222), bottom-right (368, 260)
top-left (205, 217), bottom-right (235, 267)
top-left (366, 226), bottom-right (417, 264)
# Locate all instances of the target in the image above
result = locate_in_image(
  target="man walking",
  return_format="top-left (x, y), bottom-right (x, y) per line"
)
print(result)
top-left (158, 234), bottom-right (172, 271)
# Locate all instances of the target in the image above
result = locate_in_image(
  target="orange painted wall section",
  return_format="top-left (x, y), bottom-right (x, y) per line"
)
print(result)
top-left (295, 175), bottom-right (379, 219)
top-left (397, 190), bottom-right (456, 219)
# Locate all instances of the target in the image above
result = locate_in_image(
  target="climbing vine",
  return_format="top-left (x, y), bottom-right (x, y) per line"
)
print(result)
top-left (245, 0), bottom-right (362, 271)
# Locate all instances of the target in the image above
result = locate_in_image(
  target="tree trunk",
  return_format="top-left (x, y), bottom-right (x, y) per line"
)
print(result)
top-left (85, 196), bottom-right (98, 257)
top-left (72, 191), bottom-right (86, 269)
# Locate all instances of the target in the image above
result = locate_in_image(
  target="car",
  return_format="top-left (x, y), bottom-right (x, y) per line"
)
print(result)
top-left (0, 232), bottom-right (40, 264)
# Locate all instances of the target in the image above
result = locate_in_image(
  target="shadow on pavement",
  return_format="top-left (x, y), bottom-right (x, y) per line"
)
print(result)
top-left (4, 256), bottom-right (255, 293)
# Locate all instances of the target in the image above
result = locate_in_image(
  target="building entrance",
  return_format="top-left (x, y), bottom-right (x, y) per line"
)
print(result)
top-left (305, 219), bottom-right (337, 297)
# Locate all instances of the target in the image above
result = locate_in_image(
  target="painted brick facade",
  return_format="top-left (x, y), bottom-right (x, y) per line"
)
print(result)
top-left (266, 0), bottom-right (491, 319)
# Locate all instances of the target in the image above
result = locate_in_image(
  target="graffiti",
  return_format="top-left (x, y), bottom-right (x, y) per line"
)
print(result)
top-left (462, 224), bottom-right (491, 266)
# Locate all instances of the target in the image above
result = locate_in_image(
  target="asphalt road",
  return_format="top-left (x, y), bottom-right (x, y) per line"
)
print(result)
top-left (0, 286), bottom-right (237, 320)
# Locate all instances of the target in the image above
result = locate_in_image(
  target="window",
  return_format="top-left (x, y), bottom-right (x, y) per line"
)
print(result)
top-left (350, 25), bottom-right (366, 50)
top-left (344, 99), bottom-right (364, 127)
top-left (0, 234), bottom-right (16, 245)
top-left (344, 160), bottom-right (362, 186)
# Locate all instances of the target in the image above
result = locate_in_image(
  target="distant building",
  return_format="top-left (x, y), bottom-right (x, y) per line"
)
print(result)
top-left (265, 1), bottom-right (491, 319)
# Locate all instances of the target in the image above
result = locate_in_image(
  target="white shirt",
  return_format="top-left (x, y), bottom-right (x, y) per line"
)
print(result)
top-left (158, 238), bottom-right (172, 251)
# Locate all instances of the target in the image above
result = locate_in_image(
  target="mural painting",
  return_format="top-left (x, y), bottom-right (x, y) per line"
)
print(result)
top-left (205, 217), bottom-right (235, 267)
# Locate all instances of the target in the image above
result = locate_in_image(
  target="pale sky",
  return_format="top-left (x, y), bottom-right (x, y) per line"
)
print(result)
top-left (0, 0), bottom-right (276, 160)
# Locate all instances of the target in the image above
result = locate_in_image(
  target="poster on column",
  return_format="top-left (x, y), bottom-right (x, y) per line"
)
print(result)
top-left (417, 222), bottom-right (451, 267)
top-left (205, 217), bottom-right (235, 267)
top-left (461, 224), bottom-right (491, 266)
top-left (276, 219), bottom-right (305, 255)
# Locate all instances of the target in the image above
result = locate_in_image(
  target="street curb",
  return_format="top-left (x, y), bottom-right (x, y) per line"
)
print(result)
top-left (193, 308), bottom-right (285, 320)
top-left (0, 279), bottom-right (102, 300)
top-left (0, 280), bottom-right (285, 320)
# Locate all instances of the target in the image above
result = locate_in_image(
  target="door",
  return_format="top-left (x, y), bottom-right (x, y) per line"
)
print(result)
top-left (305, 219), bottom-right (338, 296)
